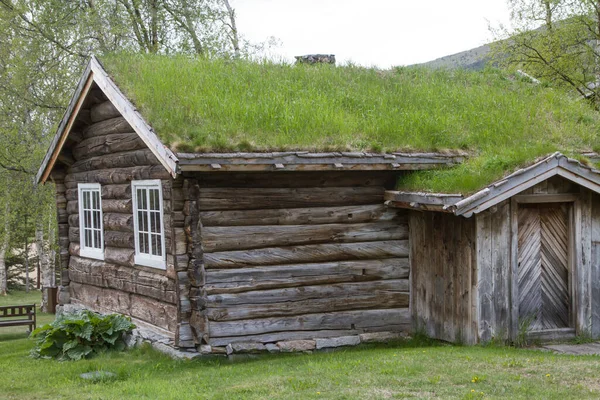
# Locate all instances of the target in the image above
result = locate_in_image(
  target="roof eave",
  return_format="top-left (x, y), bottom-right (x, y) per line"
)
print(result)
top-left (36, 56), bottom-right (179, 185)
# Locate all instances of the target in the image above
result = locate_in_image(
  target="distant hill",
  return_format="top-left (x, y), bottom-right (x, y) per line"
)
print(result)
top-left (413, 43), bottom-right (491, 70)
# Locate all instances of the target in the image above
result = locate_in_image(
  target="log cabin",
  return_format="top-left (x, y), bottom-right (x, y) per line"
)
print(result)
top-left (36, 55), bottom-right (600, 353)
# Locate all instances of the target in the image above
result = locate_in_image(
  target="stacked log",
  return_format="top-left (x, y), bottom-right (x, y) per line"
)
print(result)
top-left (194, 172), bottom-right (411, 348)
top-left (60, 99), bottom-right (178, 334)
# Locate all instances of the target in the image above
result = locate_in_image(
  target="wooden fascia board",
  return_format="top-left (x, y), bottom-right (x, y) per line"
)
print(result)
top-left (456, 161), bottom-right (600, 217)
top-left (89, 56), bottom-right (178, 178)
top-left (455, 166), bottom-right (560, 218)
top-left (36, 62), bottom-right (94, 184)
top-left (178, 162), bottom-right (445, 172)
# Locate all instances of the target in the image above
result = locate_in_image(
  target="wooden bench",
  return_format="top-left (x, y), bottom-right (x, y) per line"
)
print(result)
top-left (0, 304), bottom-right (36, 332)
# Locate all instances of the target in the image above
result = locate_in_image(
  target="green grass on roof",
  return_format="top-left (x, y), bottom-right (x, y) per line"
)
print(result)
top-left (101, 53), bottom-right (600, 193)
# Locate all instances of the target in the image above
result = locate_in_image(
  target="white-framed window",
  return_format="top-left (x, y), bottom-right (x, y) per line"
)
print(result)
top-left (78, 183), bottom-right (104, 260)
top-left (132, 180), bottom-right (166, 269)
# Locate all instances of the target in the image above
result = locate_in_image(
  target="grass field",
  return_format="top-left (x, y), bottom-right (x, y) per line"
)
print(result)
top-left (101, 54), bottom-right (600, 193)
top-left (1, 292), bottom-right (600, 399)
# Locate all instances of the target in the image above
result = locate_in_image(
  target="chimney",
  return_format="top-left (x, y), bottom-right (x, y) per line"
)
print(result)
top-left (295, 54), bottom-right (336, 65)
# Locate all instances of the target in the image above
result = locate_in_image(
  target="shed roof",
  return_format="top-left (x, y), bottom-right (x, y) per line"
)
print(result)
top-left (386, 152), bottom-right (600, 217)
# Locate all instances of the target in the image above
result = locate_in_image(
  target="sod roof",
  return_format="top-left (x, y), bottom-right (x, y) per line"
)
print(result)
top-left (99, 54), bottom-right (600, 193)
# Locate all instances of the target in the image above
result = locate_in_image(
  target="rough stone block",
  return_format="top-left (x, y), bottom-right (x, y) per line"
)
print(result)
top-left (232, 342), bottom-right (267, 353)
top-left (359, 331), bottom-right (408, 343)
top-left (276, 340), bottom-right (316, 352)
top-left (315, 336), bottom-right (360, 350)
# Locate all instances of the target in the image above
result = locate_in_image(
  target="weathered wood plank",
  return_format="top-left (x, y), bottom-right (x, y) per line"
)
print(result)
top-left (204, 240), bottom-right (409, 268)
top-left (82, 116), bottom-right (132, 139)
top-left (72, 132), bottom-right (146, 160)
top-left (198, 187), bottom-right (385, 210)
top-left (207, 292), bottom-right (409, 321)
top-left (90, 100), bottom-right (121, 122)
top-left (199, 204), bottom-right (404, 227)
top-left (190, 171), bottom-right (397, 188)
top-left (70, 282), bottom-right (177, 332)
top-left (205, 258), bottom-right (409, 294)
top-left (207, 279), bottom-right (409, 307)
top-left (69, 255), bottom-right (176, 303)
top-left (209, 308), bottom-right (411, 338)
top-left (104, 230), bottom-right (135, 248)
top-left (208, 329), bottom-right (361, 346)
top-left (103, 213), bottom-right (133, 232)
top-left (69, 149), bottom-right (159, 173)
top-left (104, 246), bottom-right (134, 268)
top-left (202, 221), bottom-right (408, 252)
top-left (64, 166), bottom-right (171, 188)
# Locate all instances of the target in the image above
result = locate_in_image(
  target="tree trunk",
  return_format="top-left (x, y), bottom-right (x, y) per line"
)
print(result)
top-left (223, 0), bottom-right (240, 58)
top-left (0, 203), bottom-right (9, 296)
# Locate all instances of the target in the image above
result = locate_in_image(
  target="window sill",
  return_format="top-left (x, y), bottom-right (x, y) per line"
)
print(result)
top-left (80, 248), bottom-right (105, 261)
top-left (134, 254), bottom-right (166, 270)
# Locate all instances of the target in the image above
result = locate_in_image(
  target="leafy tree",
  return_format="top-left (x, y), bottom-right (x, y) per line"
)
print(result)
top-left (491, 0), bottom-right (600, 101)
top-left (0, 0), bottom-right (265, 297)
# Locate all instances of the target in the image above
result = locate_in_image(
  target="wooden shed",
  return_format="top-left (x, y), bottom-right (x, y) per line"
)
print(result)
top-left (36, 56), bottom-right (600, 353)
top-left (386, 153), bottom-right (600, 343)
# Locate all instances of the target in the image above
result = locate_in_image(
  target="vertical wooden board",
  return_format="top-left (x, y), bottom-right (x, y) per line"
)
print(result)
top-left (476, 211), bottom-right (493, 342)
top-left (578, 190), bottom-right (593, 334)
top-left (510, 198), bottom-right (519, 340)
top-left (591, 194), bottom-right (600, 338)
top-left (442, 214), bottom-right (456, 342)
top-left (491, 201), bottom-right (511, 340)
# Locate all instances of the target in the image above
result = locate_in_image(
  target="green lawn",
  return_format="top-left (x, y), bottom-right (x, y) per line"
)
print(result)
top-left (0, 291), bottom-right (599, 399)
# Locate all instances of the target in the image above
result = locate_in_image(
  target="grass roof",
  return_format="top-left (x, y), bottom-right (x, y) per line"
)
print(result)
top-left (100, 53), bottom-right (600, 193)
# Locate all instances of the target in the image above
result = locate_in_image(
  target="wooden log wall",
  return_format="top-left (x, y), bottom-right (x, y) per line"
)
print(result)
top-left (59, 94), bottom-right (179, 335)
top-left (186, 171), bottom-right (411, 347)
top-left (591, 193), bottom-right (600, 338)
top-left (410, 211), bottom-right (478, 344)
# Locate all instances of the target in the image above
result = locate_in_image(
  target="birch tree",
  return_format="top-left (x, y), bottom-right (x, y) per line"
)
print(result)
top-left (492, 0), bottom-right (600, 101)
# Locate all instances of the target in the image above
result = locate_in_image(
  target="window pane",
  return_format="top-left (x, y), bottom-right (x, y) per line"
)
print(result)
top-left (150, 189), bottom-right (160, 211)
top-left (94, 230), bottom-right (101, 249)
top-left (83, 191), bottom-right (90, 209)
top-left (93, 210), bottom-right (99, 230)
top-left (151, 234), bottom-right (161, 256)
top-left (85, 229), bottom-right (92, 248)
top-left (93, 191), bottom-right (99, 210)
top-left (138, 189), bottom-right (147, 210)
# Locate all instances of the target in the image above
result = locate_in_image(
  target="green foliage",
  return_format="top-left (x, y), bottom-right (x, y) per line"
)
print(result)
top-left (103, 53), bottom-right (600, 193)
top-left (31, 310), bottom-right (135, 361)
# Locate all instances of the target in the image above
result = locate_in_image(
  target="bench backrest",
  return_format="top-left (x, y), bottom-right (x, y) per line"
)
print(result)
top-left (0, 304), bottom-right (36, 318)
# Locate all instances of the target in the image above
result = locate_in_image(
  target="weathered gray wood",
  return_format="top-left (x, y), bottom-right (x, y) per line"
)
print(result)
top-left (208, 329), bottom-right (361, 346)
top-left (64, 166), bottom-right (170, 188)
top-left (202, 222), bottom-right (408, 252)
top-left (104, 246), bottom-right (135, 268)
top-left (477, 211), bottom-right (493, 342)
top-left (189, 171), bottom-right (396, 188)
top-left (67, 199), bottom-right (132, 215)
top-left (82, 116), bottom-right (132, 139)
top-left (70, 282), bottom-right (177, 332)
top-left (205, 258), bottom-right (409, 294)
top-left (207, 279), bottom-right (408, 307)
top-left (577, 190), bottom-right (593, 334)
top-left (204, 240), bottom-right (409, 268)
top-left (90, 100), bottom-right (121, 123)
top-left (591, 194), bottom-right (600, 338)
top-left (209, 308), bottom-right (410, 338)
top-left (104, 230), bottom-right (134, 248)
top-left (69, 149), bottom-right (159, 173)
top-left (102, 213), bottom-right (133, 232)
top-left (69, 255), bottom-right (176, 303)
top-left (207, 290), bottom-right (409, 321)
top-left (72, 132), bottom-right (146, 160)
top-left (199, 204), bottom-right (403, 227)
top-left (198, 187), bottom-right (385, 211)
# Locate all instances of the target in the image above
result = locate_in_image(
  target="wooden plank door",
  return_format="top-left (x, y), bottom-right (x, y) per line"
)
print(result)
top-left (517, 203), bottom-right (571, 331)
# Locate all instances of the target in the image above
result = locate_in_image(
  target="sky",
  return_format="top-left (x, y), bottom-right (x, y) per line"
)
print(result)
top-left (233, 0), bottom-right (512, 68)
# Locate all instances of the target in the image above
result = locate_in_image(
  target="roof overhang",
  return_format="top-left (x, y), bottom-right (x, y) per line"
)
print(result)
top-left (176, 152), bottom-right (466, 172)
top-left (386, 152), bottom-right (600, 217)
top-left (36, 56), bottom-right (178, 184)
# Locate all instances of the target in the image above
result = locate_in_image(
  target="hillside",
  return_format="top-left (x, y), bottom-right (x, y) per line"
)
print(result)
top-left (100, 54), bottom-right (600, 193)
top-left (413, 43), bottom-right (491, 71)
